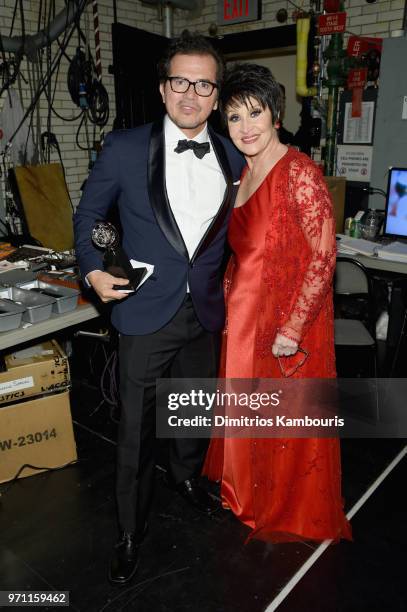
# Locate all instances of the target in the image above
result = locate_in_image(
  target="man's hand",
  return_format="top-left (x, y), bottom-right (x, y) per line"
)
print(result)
top-left (272, 333), bottom-right (298, 357)
top-left (87, 270), bottom-right (130, 303)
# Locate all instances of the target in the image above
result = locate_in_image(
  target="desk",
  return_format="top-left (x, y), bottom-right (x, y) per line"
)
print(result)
top-left (337, 249), bottom-right (407, 375)
top-left (0, 303), bottom-right (101, 351)
top-left (338, 252), bottom-right (407, 276)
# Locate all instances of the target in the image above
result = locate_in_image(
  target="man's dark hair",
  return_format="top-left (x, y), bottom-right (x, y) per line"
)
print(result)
top-left (220, 63), bottom-right (283, 124)
top-left (157, 29), bottom-right (225, 84)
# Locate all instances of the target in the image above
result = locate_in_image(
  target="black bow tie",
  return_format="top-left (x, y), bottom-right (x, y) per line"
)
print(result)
top-left (174, 139), bottom-right (210, 159)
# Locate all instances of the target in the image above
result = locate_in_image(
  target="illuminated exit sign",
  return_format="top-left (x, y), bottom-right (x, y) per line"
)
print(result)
top-left (218, 0), bottom-right (261, 25)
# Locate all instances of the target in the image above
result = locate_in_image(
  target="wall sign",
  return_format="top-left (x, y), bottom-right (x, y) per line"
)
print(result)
top-left (347, 36), bottom-right (383, 58)
top-left (218, 0), bottom-right (261, 25)
top-left (347, 68), bottom-right (368, 118)
top-left (343, 101), bottom-right (374, 143)
top-left (336, 145), bottom-right (373, 182)
top-left (318, 12), bottom-right (347, 35)
top-left (347, 68), bottom-right (368, 90)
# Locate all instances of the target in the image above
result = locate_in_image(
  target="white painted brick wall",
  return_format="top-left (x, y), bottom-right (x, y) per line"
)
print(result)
top-left (0, 0), bottom-right (404, 214)
top-left (390, 0), bottom-right (404, 9)
top-left (349, 14), bottom-right (378, 26)
top-left (175, 0), bottom-right (404, 40)
top-left (0, 0), bottom-right (159, 209)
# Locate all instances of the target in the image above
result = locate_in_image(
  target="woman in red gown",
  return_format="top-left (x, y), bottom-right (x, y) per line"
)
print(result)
top-left (203, 63), bottom-right (352, 543)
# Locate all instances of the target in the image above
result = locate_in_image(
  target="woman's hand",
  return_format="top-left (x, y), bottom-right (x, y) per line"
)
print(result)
top-left (272, 333), bottom-right (298, 357)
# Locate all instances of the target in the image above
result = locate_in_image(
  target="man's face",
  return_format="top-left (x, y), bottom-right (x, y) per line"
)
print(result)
top-left (159, 53), bottom-right (218, 138)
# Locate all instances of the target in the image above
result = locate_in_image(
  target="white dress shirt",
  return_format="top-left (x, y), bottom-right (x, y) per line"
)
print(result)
top-left (164, 115), bottom-right (226, 260)
top-left (86, 117), bottom-right (226, 288)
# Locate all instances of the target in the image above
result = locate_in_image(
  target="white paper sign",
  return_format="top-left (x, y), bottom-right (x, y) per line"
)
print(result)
top-left (336, 145), bottom-right (373, 182)
top-left (343, 101), bottom-right (374, 144)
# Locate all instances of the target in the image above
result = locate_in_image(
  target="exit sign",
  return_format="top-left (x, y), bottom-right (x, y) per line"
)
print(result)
top-left (218, 0), bottom-right (261, 25)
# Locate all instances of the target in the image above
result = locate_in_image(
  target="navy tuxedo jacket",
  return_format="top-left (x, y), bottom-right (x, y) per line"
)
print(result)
top-left (74, 120), bottom-right (244, 335)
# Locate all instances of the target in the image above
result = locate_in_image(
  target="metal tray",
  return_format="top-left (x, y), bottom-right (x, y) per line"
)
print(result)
top-left (0, 298), bottom-right (26, 332)
top-left (17, 281), bottom-right (80, 314)
top-left (0, 287), bottom-right (55, 323)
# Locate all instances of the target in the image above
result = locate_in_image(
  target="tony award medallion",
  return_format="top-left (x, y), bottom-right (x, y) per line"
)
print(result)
top-left (91, 221), bottom-right (147, 290)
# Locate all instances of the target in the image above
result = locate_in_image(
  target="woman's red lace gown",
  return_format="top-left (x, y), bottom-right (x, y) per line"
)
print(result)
top-left (203, 148), bottom-right (352, 543)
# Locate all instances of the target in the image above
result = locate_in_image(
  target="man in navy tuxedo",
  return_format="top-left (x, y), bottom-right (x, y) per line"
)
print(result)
top-left (74, 31), bottom-right (244, 584)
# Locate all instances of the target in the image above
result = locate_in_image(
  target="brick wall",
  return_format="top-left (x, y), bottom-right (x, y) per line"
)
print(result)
top-left (0, 0), bottom-right (404, 215)
top-left (175, 0), bottom-right (404, 38)
top-left (0, 0), bottom-right (160, 210)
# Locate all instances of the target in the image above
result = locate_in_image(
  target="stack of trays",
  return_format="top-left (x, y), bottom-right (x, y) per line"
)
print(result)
top-left (17, 281), bottom-right (80, 314)
top-left (0, 279), bottom-right (80, 332)
top-left (0, 286), bottom-right (55, 325)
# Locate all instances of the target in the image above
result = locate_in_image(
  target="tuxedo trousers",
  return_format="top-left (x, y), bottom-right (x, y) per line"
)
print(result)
top-left (117, 295), bottom-right (220, 533)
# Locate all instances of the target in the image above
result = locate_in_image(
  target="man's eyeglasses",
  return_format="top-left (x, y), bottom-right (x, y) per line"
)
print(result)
top-left (277, 347), bottom-right (309, 378)
top-left (166, 76), bottom-right (218, 97)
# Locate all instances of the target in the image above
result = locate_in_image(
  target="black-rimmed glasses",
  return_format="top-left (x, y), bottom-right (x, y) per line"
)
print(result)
top-left (166, 76), bottom-right (218, 97)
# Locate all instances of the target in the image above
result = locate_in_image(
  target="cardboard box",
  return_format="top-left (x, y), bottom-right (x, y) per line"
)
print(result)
top-left (0, 340), bottom-right (70, 406)
top-left (325, 176), bottom-right (347, 234)
top-left (0, 391), bottom-right (77, 484)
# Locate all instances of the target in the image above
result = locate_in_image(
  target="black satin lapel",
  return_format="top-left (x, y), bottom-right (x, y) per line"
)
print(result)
top-left (148, 120), bottom-right (189, 259)
top-left (191, 127), bottom-right (234, 262)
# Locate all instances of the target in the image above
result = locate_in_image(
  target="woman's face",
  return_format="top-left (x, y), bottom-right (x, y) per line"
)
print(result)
top-left (225, 96), bottom-right (279, 157)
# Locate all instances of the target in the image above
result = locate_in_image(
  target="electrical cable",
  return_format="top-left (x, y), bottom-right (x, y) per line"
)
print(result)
top-left (42, 3), bottom-right (84, 123)
top-left (102, 349), bottom-right (118, 405)
top-left (46, 44), bottom-right (52, 165)
top-left (88, 78), bottom-right (109, 126)
top-left (0, 43), bottom-right (22, 97)
top-left (9, 0), bottom-right (18, 36)
top-left (1, 1), bottom-right (76, 230)
top-left (75, 112), bottom-right (90, 151)
top-left (4, 0), bottom-right (87, 151)
top-left (22, 101), bottom-right (35, 165)
top-left (4, 0), bottom-right (108, 154)
top-left (45, 81), bottom-right (84, 122)
top-left (85, 342), bottom-right (119, 423)
top-left (0, 459), bottom-right (78, 500)
top-left (37, 0), bottom-right (43, 33)
top-left (19, 0), bottom-right (25, 42)
top-left (100, 347), bottom-right (119, 407)
top-left (364, 187), bottom-right (386, 198)
top-left (67, 44), bottom-right (109, 127)
top-left (4, 19), bottom-right (78, 151)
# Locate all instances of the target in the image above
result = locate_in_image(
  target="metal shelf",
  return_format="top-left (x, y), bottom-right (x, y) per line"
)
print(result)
top-left (0, 303), bottom-right (101, 351)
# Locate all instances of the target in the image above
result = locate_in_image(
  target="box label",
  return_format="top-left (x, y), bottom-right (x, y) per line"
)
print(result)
top-left (0, 428), bottom-right (57, 453)
top-left (0, 376), bottom-right (34, 394)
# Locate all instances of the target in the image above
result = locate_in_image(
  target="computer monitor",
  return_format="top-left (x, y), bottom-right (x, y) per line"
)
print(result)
top-left (383, 167), bottom-right (407, 240)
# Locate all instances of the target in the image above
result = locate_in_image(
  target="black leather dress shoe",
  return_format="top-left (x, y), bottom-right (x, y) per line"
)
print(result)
top-left (176, 479), bottom-right (219, 514)
top-left (108, 531), bottom-right (141, 585)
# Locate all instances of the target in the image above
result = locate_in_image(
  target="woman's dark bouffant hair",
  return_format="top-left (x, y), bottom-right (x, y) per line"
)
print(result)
top-left (220, 63), bottom-right (284, 124)
top-left (157, 29), bottom-right (225, 84)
